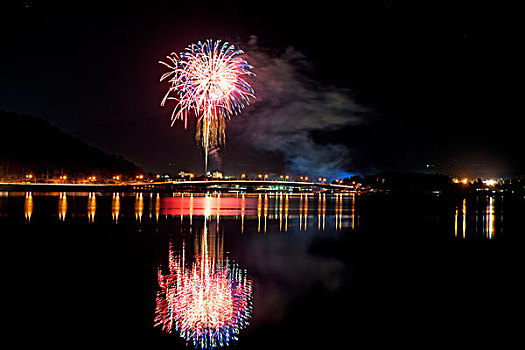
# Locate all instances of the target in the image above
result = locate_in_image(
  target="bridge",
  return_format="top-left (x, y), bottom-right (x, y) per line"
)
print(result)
top-left (1, 179), bottom-right (355, 193)
top-left (130, 179), bottom-right (355, 192)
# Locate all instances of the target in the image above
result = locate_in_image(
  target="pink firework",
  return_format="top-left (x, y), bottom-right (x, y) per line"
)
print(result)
top-left (159, 39), bottom-right (255, 172)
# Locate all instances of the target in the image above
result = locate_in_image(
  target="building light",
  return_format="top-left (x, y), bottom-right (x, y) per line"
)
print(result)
top-left (483, 179), bottom-right (497, 186)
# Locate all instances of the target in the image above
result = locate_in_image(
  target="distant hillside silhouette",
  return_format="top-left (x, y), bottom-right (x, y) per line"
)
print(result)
top-left (0, 110), bottom-right (143, 181)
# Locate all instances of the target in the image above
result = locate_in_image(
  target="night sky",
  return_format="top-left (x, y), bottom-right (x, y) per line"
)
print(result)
top-left (1, 1), bottom-right (520, 179)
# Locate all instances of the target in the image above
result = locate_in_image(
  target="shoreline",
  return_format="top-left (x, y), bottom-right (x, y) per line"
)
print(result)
top-left (0, 182), bottom-right (128, 193)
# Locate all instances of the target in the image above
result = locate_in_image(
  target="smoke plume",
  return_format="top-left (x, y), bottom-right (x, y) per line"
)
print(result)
top-left (229, 36), bottom-right (367, 179)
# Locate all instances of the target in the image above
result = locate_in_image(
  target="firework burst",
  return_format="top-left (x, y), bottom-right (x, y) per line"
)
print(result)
top-left (159, 39), bottom-right (255, 172)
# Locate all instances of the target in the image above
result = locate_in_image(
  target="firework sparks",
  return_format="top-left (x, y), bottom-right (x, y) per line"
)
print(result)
top-left (159, 39), bottom-right (255, 173)
top-left (154, 222), bottom-right (252, 349)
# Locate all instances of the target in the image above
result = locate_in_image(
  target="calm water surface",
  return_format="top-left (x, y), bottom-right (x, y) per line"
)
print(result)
top-left (2, 191), bottom-right (522, 347)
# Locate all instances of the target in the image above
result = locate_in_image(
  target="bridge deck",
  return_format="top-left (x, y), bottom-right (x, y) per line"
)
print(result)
top-left (131, 180), bottom-right (354, 191)
top-left (1, 180), bottom-right (355, 192)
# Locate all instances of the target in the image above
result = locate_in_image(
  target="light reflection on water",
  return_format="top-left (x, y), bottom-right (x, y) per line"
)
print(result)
top-left (453, 195), bottom-right (502, 239)
top-left (24, 191), bottom-right (33, 222)
top-left (112, 192), bottom-right (120, 223)
top-left (87, 192), bottom-right (96, 223)
top-left (0, 190), bottom-right (518, 347)
top-left (135, 193), bottom-right (144, 222)
top-left (7, 191), bottom-right (359, 235)
top-left (155, 212), bottom-right (253, 349)
top-left (58, 192), bottom-right (67, 221)
top-left (4, 191), bottom-right (506, 240)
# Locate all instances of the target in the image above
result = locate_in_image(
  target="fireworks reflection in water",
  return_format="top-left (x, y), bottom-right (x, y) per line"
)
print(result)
top-left (155, 207), bottom-right (253, 349)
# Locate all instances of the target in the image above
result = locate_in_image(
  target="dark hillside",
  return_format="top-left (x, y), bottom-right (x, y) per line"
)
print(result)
top-left (0, 110), bottom-right (142, 181)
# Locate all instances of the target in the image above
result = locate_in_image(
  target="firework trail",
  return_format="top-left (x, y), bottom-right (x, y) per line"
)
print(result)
top-left (159, 39), bottom-right (255, 173)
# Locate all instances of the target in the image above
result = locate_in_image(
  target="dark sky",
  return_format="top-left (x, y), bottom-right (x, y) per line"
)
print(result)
top-left (1, 0), bottom-right (521, 179)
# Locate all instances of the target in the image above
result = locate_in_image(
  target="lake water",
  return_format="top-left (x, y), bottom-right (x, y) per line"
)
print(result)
top-left (1, 191), bottom-right (522, 347)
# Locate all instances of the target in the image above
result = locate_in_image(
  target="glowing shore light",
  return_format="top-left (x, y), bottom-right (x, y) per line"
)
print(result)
top-left (483, 179), bottom-right (497, 186)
